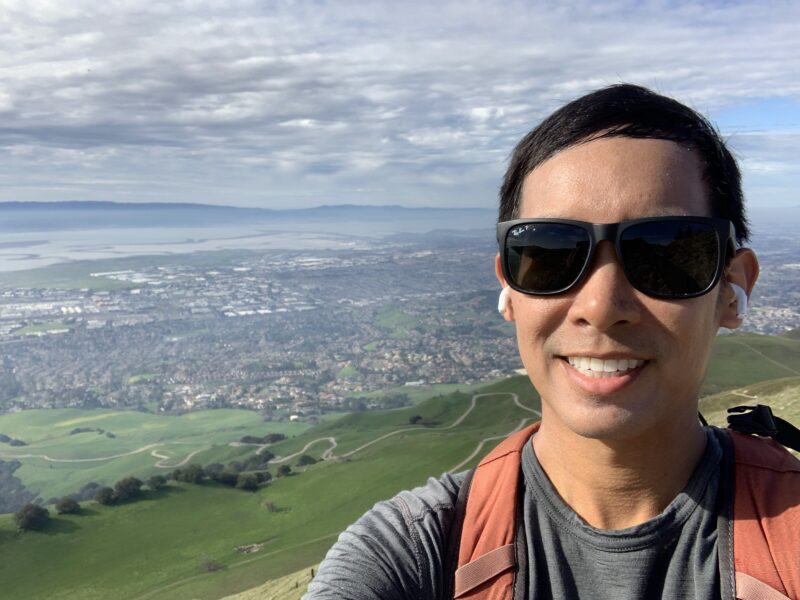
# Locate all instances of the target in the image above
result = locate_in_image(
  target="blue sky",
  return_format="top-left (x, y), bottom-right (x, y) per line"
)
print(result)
top-left (0, 0), bottom-right (798, 210)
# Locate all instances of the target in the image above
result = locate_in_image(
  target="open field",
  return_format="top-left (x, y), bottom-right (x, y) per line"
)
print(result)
top-left (0, 330), bottom-right (796, 505)
top-left (0, 378), bottom-right (540, 600)
top-left (702, 332), bottom-right (800, 395)
top-left (347, 379), bottom-right (503, 403)
top-left (0, 370), bottom-right (797, 599)
top-left (700, 376), bottom-right (800, 453)
top-left (0, 409), bottom-right (310, 501)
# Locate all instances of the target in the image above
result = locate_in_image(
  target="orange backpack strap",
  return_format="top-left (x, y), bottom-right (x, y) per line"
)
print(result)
top-left (729, 430), bottom-right (800, 600)
top-left (451, 422), bottom-right (540, 599)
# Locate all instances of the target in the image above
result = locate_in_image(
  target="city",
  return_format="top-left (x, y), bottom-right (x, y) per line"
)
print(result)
top-left (0, 229), bottom-right (797, 418)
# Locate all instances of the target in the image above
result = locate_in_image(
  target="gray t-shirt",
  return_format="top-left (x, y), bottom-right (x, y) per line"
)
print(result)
top-left (304, 428), bottom-right (723, 599)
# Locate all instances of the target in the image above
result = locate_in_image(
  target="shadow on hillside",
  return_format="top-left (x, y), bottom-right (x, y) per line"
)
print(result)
top-left (0, 528), bottom-right (18, 543)
top-left (41, 518), bottom-right (81, 536)
top-left (138, 485), bottom-right (188, 502)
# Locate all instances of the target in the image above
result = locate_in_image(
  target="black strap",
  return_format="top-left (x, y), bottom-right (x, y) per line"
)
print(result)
top-left (726, 404), bottom-right (800, 452)
top-left (443, 467), bottom-right (475, 600)
top-left (713, 428), bottom-right (736, 600)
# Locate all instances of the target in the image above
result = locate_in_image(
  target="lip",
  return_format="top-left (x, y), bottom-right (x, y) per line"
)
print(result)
top-left (559, 355), bottom-right (648, 395)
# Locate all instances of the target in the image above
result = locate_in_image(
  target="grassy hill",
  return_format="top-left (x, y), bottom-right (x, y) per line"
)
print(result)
top-left (0, 331), bottom-right (798, 599)
top-left (0, 377), bottom-right (539, 600)
top-left (0, 409), bottom-right (309, 502)
top-left (221, 564), bottom-right (317, 600)
top-left (702, 332), bottom-right (800, 395)
top-left (1, 331), bottom-right (797, 506)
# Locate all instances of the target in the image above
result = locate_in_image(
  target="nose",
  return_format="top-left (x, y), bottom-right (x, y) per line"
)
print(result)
top-left (566, 241), bottom-right (642, 331)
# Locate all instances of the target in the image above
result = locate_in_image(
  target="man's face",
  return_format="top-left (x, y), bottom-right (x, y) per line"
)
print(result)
top-left (499, 136), bottom-right (727, 442)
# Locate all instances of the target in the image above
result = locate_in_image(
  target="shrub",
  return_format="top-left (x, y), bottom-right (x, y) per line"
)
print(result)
top-left (55, 497), bottom-right (81, 515)
top-left (256, 471), bottom-right (272, 483)
top-left (199, 559), bottom-right (224, 573)
top-left (14, 503), bottom-right (50, 531)
top-left (204, 463), bottom-right (225, 478)
top-left (114, 477), bottom-right (143, 502)
top-left (174, 464), bottom-right (204, 484)
top-left (95, 486), bottom-right (115, 505)
top-left (236, 473), bottom-right (259, 492)
top-left (147, 475), bottom-right (167, 490)
top-left (297, 454), bottom-right (317, 467)
top-left (76, 482), bottom-right (101, 502)
top-left (216, 470), bottom-right (239, 487)
top-left (277, 465), bottom-right (292, 477)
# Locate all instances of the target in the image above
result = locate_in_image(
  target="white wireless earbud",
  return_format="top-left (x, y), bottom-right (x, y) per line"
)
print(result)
top-left (730, 283), bottom-right (748, 317)
top-left (498, 287), bottom-right (510, 315)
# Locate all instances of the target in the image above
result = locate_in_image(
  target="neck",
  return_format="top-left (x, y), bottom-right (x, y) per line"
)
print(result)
top-left (532, 415), bottom-right (707, 530)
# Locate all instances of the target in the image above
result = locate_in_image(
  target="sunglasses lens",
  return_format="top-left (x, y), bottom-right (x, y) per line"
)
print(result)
top-left (620, 221), bottom-right (720, 297)
top-left (505, 223), bottom-right (591, 293)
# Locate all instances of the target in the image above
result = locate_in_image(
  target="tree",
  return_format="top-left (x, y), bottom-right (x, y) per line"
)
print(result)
top-left (204, 463), bottom-right (225, 478)
top-left (409, 415), bottom-right (423, 425)
top-left (14, 503), bottom-right (50, 531)
top-left (174, 464), bottom-right (204, 484)
top-left (297, 454), bottom-right (317, 467)
top-left (216, 469), bottom-right (239, 487)
top-left (236, 473), bottom-right (259, 491)
top-left (181, 464), bottom-right (205, 484)
top-left (277, 464), bottom-right (292, 477)
top-left (114, 476), bottom-right (143, 502)
top-left (256, 471), bottom-right (272, 484)
top-left (55, 497), bottom-right (81, 515)
top-left (147, 475), bottom-right (167, 490)
top-left (95, 486), bottom-right (115, 505)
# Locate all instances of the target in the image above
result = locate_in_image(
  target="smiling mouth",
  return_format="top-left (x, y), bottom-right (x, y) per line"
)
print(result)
top-left (564, 356), bottom-right (648, 378)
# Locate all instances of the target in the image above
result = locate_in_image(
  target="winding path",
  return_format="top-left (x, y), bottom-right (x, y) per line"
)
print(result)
top-left (0, 390), bottom-right (541, 475)
top-left (269, 391), bottom-right (541, 468)
top-left (0, 442), bottom-right (211, 469)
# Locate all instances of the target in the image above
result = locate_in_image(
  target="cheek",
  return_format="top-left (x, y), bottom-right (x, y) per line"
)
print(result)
top-left (652, 298), bottom-right (720, 361)
top-left (512, 298), bottom-right (569, 364)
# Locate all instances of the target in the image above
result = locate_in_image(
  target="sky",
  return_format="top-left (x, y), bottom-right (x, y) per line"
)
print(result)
top-left (0, 0), bottom-right (799, 210)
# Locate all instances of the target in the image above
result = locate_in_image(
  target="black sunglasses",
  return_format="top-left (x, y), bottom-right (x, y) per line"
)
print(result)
top-left (497, 216), bottom-right (735, 299)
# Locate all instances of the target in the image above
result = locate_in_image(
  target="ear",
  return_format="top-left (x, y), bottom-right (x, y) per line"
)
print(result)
top-left (495, 253), bottom-right (515, 322)
top-left (719, 248), bottom-right (759, 330)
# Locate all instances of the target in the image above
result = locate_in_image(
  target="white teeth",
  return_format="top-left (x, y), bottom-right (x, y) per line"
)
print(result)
top-left (566, 356), bottom-right (644, 377)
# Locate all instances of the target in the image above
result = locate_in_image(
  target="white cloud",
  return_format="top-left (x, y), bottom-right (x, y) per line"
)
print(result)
top-left (0, 0), bottom-right (797, 207)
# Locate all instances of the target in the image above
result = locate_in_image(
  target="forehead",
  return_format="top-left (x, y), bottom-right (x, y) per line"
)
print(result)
top-left (519, 136), bottom-right (710, 221)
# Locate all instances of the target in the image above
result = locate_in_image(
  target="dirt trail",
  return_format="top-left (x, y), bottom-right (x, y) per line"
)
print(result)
top-left (270, 392), bottom-right (540, 466)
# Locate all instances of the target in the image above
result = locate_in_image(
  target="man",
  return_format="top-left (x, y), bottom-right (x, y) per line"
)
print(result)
top-left (304, 84), bottom-right (798, 599)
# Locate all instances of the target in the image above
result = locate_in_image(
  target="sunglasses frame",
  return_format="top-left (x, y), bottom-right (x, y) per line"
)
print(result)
top-left (497, 216), bottom-right (736, 299)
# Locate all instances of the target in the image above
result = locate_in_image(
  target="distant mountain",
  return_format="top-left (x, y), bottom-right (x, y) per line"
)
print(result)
top-left (0, 201), bottom-right (495, 233)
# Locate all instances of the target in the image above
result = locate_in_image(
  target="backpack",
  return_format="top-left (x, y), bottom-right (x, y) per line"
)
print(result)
top-left (443, 405), bottom-right (800, 600)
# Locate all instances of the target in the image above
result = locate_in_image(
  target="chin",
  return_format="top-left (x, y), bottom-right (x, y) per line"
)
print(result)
top-left (554, 403), bottom-right (657, 442)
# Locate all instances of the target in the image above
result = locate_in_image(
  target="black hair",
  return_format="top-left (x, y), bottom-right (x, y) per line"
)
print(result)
top-left (499, 84), bottom-right (750, 243)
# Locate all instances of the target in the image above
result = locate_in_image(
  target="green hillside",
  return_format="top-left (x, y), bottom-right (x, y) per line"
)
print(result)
top-left (2, 331), bottom-right (797, 506)
top-left (0, 409), bottom-right (309, 501)
top-left (221, 564), bottom-right (317, 600)
top-left (0, 331), bottom-right (798, 599)
top-left (0, 377), bottom-right (540, 600)
top-left (700, 376), bottom-right (800, 435)
top-left (702, 332), bottom-right (800, 395)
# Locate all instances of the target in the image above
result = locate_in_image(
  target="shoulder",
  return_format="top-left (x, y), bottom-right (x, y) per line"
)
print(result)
top-left (304, 471), bottom-right (467, 600)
